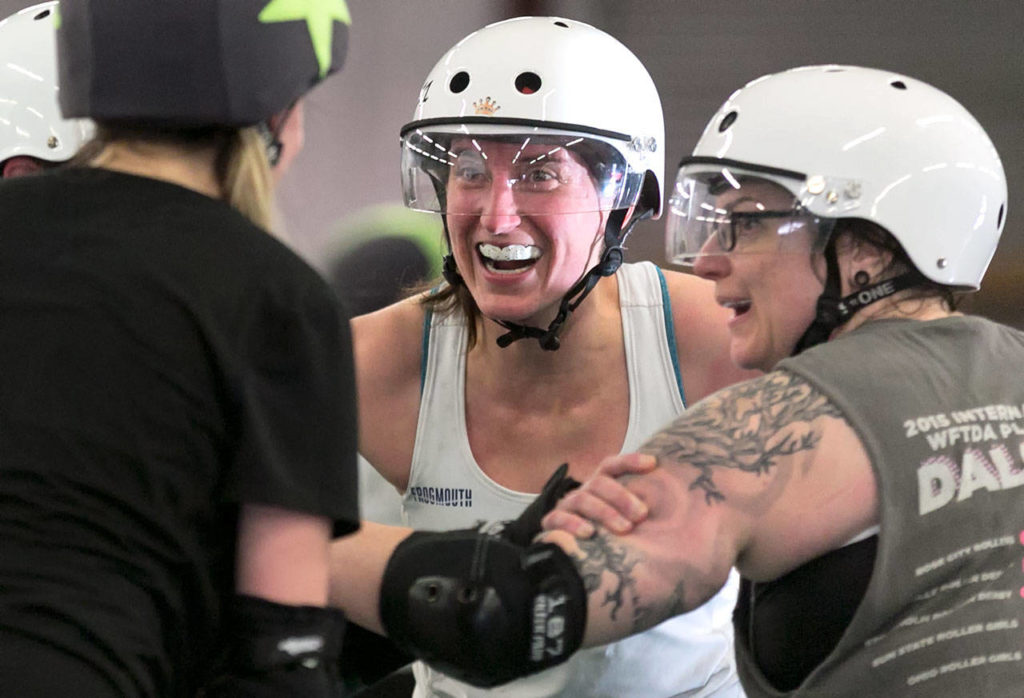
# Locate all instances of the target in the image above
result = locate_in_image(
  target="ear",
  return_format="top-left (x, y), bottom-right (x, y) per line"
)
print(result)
top-left (269, 100), bottom-right (306, 181)
top-left (835, 228), bottom-right (892, 295)
top-left (2, 156), bottom-right (45, 178)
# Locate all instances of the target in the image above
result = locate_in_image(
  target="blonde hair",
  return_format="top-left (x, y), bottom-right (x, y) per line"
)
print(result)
top-left (74, 122), bottom-right (276, 231)
top-left (218, 127), bottom-right (275, 231)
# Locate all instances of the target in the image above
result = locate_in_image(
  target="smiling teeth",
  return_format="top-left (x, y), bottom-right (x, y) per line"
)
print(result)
top-left (478, 243), bottom-right (541, 261)
top-left (723, 300), bottom-right (752, 312)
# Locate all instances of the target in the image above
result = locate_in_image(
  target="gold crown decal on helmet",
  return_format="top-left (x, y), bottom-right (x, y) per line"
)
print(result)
top-left (259, 0), bottom-right (351, 78)
top-left (472, 97), bottom-right (500, 116)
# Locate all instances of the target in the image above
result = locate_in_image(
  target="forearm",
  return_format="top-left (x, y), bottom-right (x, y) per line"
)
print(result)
top-left (328, 520), bottom-right (413, 633)
top-left (540, 465), bottom-right (736, 647)
top-left (539, 528), bottom-right (702, 648)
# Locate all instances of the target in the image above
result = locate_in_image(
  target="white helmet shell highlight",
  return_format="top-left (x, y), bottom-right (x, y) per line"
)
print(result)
top-left (670, 65), bottom-right (1006, 289)
top-left (401, 16), bottom-right (664, 218)
top-left (0, 2), bottom-right (92, 166)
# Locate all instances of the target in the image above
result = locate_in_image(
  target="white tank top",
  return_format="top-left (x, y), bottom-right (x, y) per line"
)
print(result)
top-left (404, 262), bottom-right (742, 697)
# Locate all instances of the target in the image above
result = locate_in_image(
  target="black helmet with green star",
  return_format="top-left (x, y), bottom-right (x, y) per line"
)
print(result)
top-left (56, 0), bottom-right (350, 126)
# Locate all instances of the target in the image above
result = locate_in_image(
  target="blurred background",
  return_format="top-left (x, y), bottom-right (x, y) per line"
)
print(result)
top-left (4, 0), bottom-right (1021, 326)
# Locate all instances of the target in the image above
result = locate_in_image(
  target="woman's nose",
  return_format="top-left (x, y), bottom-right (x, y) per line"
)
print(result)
top-left (480, 178), bottom-right (521, 234)
top-left (692, 237), bottom-right (730, 280)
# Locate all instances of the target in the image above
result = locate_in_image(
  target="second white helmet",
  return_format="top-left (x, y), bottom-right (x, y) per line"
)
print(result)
top-left (667, 65), bottom-right (1006, 289)
top-left (0, 2), bottom-right (92, 167)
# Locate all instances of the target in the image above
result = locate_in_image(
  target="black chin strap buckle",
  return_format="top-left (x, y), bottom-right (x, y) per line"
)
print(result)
top-left (597, 246), bottom-right (624, 276)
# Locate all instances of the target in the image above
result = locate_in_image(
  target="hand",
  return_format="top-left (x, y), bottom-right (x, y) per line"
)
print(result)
top-left (541, 453), bottom-right (657, 538)
top-left (494, 462), bottom-right (580, 546)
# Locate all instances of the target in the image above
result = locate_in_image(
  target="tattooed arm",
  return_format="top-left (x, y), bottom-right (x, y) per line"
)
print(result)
top-left (541, 370), bottom-right (878, 647)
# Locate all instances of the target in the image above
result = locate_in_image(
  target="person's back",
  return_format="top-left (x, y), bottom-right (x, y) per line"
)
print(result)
top-left (0, 2), bottom-right (360, 696)
top-left (0, 167), bottom-right (349, 695)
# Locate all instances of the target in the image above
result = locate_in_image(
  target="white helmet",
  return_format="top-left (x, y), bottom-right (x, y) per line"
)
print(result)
top-left (401, 16), bottom-right (664, 219)
top-left (667, 65), bottom-right (1006, 290)
top-left (0, 2), bottom-right (92, 167)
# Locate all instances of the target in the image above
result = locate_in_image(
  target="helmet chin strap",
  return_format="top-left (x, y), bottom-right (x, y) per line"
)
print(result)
top-left (438, 206), bottom-right (653, 351)
top-left (792, 236), bottom-right (926, 355)
top-left (492, 207), bottom-right (652, 351)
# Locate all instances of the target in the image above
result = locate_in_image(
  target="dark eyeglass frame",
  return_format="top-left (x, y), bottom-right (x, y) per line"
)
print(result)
top-left (713, 209), bottom-right (807, 252)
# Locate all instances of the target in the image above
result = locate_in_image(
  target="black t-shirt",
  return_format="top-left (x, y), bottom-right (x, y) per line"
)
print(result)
top-left (0, 168), bottom-right (360, 697)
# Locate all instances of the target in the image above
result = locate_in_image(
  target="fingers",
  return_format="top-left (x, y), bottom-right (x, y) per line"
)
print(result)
top-left (541, 473), bottom-right (652, 539)
top-left (539, 453), bottom-right (658, 539)
top-left (541, 509), bottom-right (598, 539)
top-left (596, 452), bottom-right (658, 478)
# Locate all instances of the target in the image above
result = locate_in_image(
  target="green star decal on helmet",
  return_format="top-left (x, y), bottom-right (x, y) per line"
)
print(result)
top-left (259, 0), bottom-right (351, 79)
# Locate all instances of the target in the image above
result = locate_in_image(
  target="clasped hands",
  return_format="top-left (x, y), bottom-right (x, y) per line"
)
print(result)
top-left (540, 453), bottom-right (658, 540)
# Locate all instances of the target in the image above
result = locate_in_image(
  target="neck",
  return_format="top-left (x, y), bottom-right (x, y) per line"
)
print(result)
top-left (90, 140), bottom-right (222, 199)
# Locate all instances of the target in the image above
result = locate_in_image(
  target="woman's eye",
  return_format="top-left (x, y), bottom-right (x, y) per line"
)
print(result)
top-left (451, 153), bottom-right (488, 184)
top-left (519, 166), bottom-right (560, 190)
top-left (733, 215), bottom-right (762, 234)
top-left (453, 164), bottom-right (487, 184)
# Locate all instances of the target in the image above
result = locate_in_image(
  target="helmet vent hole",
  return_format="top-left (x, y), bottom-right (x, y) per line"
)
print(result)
top-left (34, 9), bottom-right (51, 20)
top-left (997, 203), bottom-right (1005, 229)
top-left (890, 80), bottom-right (907, 90)
top-left (718, 110), bottom-right (738, 133)
top-left (554, 21), bottom-right (569, 28)
top-left (449, 71), bottom-right (470, 94)
top-left (515, 72), bottom-right (542, 95)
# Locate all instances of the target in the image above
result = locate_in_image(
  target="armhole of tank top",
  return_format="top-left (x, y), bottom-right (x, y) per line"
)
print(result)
top-left (420, 306), bottom-right (432, 395)
top-left (656, 266), bottom-right (686, 407)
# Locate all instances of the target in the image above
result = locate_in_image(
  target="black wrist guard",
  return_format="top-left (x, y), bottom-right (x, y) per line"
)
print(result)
top-left (379, 529), bottom-right (586, 688)
top-left (201, 595), bottom-right (346, 697)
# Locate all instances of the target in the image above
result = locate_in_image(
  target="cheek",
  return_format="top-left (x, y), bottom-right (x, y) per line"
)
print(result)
top-left (773, 262), bottom-right (824, 332)
top-left (446, 216), bottom-right (474, 250)
top-left (551, 211), bottom-right (605, 263)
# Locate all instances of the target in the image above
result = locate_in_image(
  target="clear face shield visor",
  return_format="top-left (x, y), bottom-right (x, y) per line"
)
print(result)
top-left (400, 125), bottom-right (646, 217)
top-left (666, 162), bottom-right (835, 266)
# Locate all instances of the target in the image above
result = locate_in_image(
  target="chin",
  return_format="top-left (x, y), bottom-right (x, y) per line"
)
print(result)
top-left (731, 345), bottom-right (774, 373)
top-left (477, 300), bottom-right (539, 325)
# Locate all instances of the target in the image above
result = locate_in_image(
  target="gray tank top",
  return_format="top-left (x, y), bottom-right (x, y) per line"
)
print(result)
top-left (737, 316), bottom-right (1024, 696)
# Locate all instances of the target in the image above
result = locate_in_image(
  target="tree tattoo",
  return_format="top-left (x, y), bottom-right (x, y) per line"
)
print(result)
top-left (573, 531), bottom-right (692, 631)
top-left (643, 371), bottom-right (844, 504)
top-left (574, 533), bottom-right (641, 622)
top-left (568, 371), bottom-right (845, 631)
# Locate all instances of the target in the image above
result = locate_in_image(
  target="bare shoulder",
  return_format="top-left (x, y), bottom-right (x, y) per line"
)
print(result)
top-left (659, 268), bottom-right (761, 402)
top-left (352, 295), bottom-right (428, 489)
top-left (352, 294), bottom-right (427, 384)
top-left (640, 369), bottom-right (877, 580)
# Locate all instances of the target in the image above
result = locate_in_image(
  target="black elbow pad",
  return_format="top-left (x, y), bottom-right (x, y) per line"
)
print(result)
top-left (379, 529), bottom-right (586, 687)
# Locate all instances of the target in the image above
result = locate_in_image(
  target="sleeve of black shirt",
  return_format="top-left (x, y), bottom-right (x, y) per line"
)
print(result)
top-left (224, 271), bottom-right (360, 538)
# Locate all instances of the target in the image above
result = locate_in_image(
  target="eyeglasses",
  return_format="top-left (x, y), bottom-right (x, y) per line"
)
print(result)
top-left (704, 208), bottom-right (813, 252)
